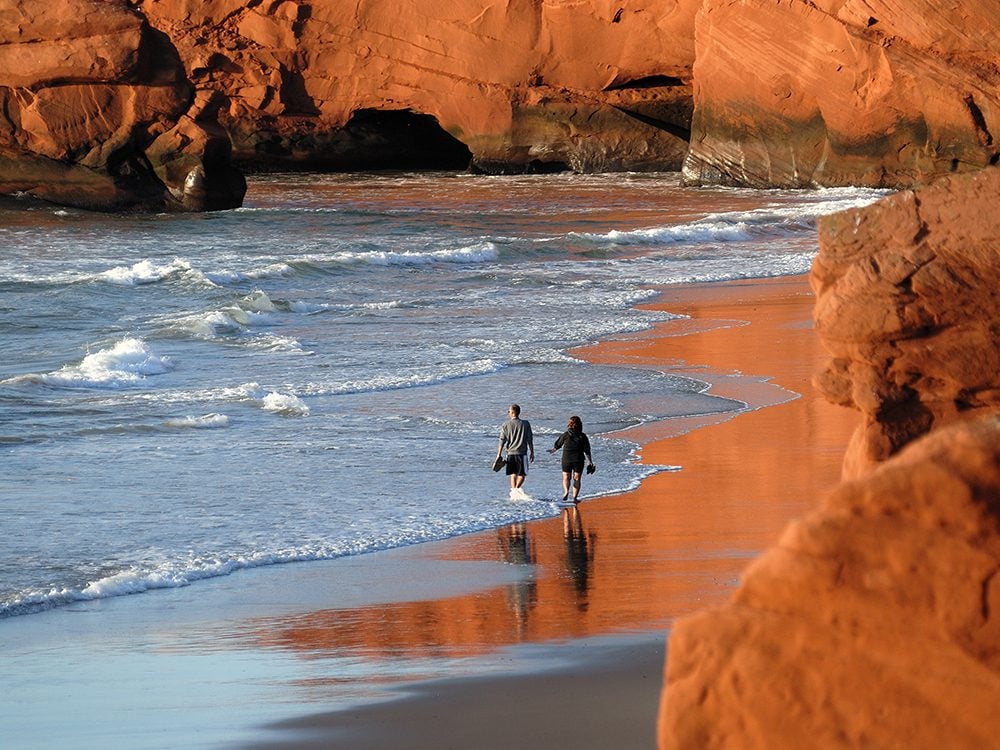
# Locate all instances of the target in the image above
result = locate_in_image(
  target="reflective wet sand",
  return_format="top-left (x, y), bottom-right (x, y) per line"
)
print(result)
top-left (234, 275), bottom-right (859, 748)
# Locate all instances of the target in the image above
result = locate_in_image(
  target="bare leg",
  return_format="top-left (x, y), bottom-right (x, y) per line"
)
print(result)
top-left (572, 470), bottom-right (582, 502)
top-left (514, 474), bottom-right (526, 489)
top-left (561, 471), bottom-right (571, 501)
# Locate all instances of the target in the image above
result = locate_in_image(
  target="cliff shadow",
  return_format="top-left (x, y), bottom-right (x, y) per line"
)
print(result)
top-left (244, 108), bottom-right (473, 172)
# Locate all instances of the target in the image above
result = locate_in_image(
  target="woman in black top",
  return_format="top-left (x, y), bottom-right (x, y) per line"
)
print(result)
top-left (548, 415), bottom-right (594, 503)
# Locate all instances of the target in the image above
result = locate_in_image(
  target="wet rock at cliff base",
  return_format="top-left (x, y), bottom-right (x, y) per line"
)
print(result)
top-left (146, 114), bottom-right (247, 211)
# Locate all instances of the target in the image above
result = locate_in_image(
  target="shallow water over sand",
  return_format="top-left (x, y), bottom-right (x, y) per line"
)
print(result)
top-left (0, 172), bottom-right (882, 619)
top-left (0, 275), bottom-right (862, 750)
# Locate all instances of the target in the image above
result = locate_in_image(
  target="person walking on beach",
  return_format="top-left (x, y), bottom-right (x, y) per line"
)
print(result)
top-left (497, 404), bottom-right (534, 499)
top-left (548, 415), bottom-right (594, 503)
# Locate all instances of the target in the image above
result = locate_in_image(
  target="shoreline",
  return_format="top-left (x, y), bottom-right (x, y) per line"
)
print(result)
top-left (239, 274), bottom-right (860, 748)
top-left (0, 274), bottom-right (858, 749)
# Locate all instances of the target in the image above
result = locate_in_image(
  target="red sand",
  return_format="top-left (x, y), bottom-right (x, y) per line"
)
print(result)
top-left (243, 275), bottom-right (860, 748)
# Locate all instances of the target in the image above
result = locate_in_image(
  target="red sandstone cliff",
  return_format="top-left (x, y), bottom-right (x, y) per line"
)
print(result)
top-left (658, 167), bottom-right (1000, 748)
top-left (0, 0), bottom-right (245, 211)
top-left (2, 0), bottom-right (699, 209)
top-left (6, 0), bottom-right (1000, 209)
top-left (683, 0), bottom-right (1000, 188)
top-left (813, 166), bottom-right (1000, 478)
top-left (135, 0), bottom-right (696, 174)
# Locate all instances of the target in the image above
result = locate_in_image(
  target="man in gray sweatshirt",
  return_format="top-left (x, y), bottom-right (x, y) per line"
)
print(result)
top-left (497, 403), bottom-right (535, 499)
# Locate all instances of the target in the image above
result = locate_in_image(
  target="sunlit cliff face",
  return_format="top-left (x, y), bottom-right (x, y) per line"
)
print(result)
top-left (2, 0), bottom-right (696, 211)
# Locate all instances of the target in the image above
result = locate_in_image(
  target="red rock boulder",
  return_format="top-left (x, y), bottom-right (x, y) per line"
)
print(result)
top-left (658, 413), bottom-right (1000, 748)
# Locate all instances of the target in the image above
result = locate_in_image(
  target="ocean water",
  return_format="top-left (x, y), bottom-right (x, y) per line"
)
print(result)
top-left (0, 172), bottom-right (884, 620)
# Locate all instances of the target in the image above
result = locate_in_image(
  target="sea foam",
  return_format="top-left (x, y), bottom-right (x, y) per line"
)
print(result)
top-left (173, 290), bottom-right (288, 340)
top-left (333, 241), bottom-right (499, 266)
top-left (0, 501), bottom-right (567, 619)
top-left (259, 242), bottom-right (500, 278)
top-left (579, 191), bottom-right (887, 246)
top-left (297, 357), bottom-right (505, 396)
top-left (163, 413), bottom-right (230, 429)
top-left (262, 391), bottom-right (310, 415)
top-left (240, 290), bottom-right (278, 312)
top-left (99, 258), bottom-right (214, 287)
top-left (4, 337), bottom-right (174, 389)
top-left (224, 382), bottom-right (310, 415)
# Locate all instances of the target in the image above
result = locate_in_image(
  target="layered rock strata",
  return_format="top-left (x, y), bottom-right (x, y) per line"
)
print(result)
top-left (2, 0), bottom-right (700, 209)
top-left (137, 0), bottom-right (696, 174)
top-left (658, 167), bottom-right (1000, 747)
top-left (0, 0), bottom-right (245, 211)
top-left (8, 0), bottom-right (1000, 209)
top-left (684, 0), bottom-right (1000, 188)
top-left (813, 166), bottom-right (1000, 478)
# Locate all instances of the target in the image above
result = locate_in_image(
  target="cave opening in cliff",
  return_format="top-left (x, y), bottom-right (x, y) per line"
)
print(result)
top-left (336, 109), bottom-right (472, 171)
top-left (246, 109), bottom-right (473, 172)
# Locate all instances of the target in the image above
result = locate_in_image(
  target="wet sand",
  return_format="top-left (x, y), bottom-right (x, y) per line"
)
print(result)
top-left (239, 275), bottom-right (859, 748)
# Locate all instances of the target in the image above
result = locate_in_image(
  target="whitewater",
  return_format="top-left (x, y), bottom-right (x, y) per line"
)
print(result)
top-left (0, 172), bottom-right (885, 618)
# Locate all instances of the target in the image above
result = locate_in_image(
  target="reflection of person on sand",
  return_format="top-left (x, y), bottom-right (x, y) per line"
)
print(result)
top-left (496, 522), bottom-right (535, 566)
top-left (496, 522), bottom-right (537, 634)
top-left (562, 505), bottom-right (594, 602)
top-left (497, 403), bottom-right (534, 500)
top-left (547, 415), bottom-right (594, 503)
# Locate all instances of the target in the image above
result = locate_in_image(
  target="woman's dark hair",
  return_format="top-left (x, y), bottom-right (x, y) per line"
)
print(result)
top-left (568, 415), bottom-right (582, 432)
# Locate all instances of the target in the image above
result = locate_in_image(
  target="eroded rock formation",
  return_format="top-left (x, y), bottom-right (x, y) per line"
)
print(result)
top-left (0, 0), bottom-right (245, 211)
top-left (1, 0), bottom-right (700, 209)
top-left (658, 166), bottom-right (1000, 748)
top-left (683, 0), bottom-right (1000, 188)
top-left (659, 413), bottom-right (1000, 748)
top-left (813, 166), bottom-right (1000, 477)
top-left (136, 0), bottom-right (696, 174)
top-left (8, 0), bottom-right (1000, 209)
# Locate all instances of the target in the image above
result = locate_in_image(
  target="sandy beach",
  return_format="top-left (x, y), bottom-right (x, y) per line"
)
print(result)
top-left (1, 274), bottom-right (858, 749)
top-left (6, 3), bottom-right (993, 746)
top-left (228, 274), bottom-right (860, 748)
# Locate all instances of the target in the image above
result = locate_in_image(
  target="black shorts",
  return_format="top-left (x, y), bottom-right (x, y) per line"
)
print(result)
top-left (506, 454), bottom-right (528, 476)
top-left (562, 459), bottom-right (585, 474)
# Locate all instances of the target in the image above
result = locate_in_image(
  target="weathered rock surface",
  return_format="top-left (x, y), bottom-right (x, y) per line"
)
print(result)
top-left (683, 0), bottom-right (1000, 188)
top-left (812, 166), bottom-right (1000, 477)
top-left (136, 0), bottom-right (696, 174)
top-left (658, 165), bottom-right (1000, 748)
top-left (0, 0), bottom-right (244, 211)
top-left (8, 0), bottom-right (1000, 208)
top-left (658, 413), bottom-right (1000, 749)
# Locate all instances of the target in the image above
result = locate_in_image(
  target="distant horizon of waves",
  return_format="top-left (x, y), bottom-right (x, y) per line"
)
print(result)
top-left (0, 172), bottom-right (888, 619)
